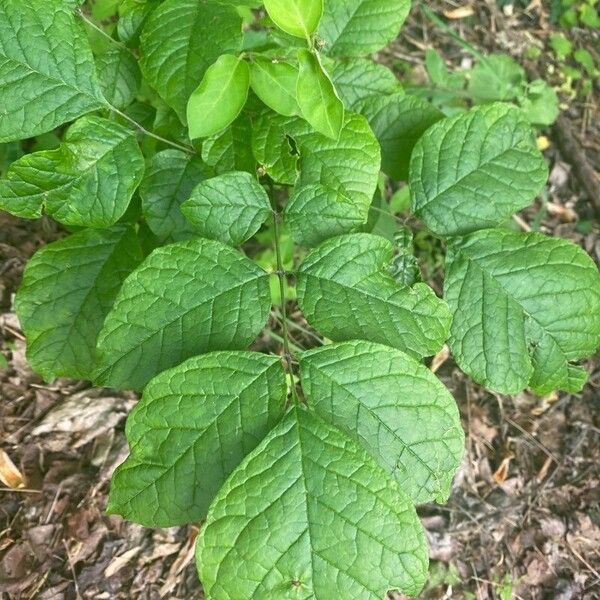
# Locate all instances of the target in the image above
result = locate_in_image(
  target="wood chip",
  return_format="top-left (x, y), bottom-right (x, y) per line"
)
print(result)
top-left (0, 448), bottom-right (26, 489)
top-left (443, 6), bottom-right (475, 19)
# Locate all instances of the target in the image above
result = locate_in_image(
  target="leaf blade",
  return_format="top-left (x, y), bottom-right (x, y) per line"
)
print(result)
top-left (95, 238), bottom-right (271, 390)
top-left (297, 233), bottom-right (452, 358)
top-left (108, 352), bottom-right (287, 526)
top-left (445, 229), bottom-right (600, 394)
top-left (296, 49), bottom-right (344, 140)
top-left (187, 55), bottom-right (250, 140)
top-left (197, 406), bottom-right (429, 598)
top-left (301, 340), bottom-right (464, 503)
top-left (15, 226), bottom-right (143, 381)
top-left (410, 103), bottom-right (548, 236)
top-left (182, 171), bottom-right (272, 246)
top-left (0, 0), bottom-right (106, 142)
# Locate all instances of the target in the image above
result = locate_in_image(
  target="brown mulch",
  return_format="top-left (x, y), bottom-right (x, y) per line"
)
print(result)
top-left (1, 1), bottom-right (600, 599)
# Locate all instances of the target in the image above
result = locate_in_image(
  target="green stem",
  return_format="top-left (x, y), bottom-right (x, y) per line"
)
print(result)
top-left (108, 105), bottom-right (196, 155)
top-left (78, 10), bottom-right (129, 51)
top-left (271, 205), bottom-right (300, 405)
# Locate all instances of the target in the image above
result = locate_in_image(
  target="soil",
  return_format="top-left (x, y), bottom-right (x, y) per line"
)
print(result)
top-left (1, 2), bottom-right (599, 599)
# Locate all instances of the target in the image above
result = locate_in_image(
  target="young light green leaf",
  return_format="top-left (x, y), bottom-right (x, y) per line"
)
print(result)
top-left (108, 352), bottom-right (287, 526)
top-left (330, 58), bottom-right (402, 109)
top-left (251, 110), bottom-right (298, 185)
top-left (140, 0), bottom-right (243, 122)
top-left (445, 229), bottom-right (600, 395)
top-left (319, 0), bottom-right (411, 57)
top-left (358, 93), bottom-right (443, 181)
top-left (410, 103), bottom-right (549, 236)
top-left (95, 238), bottom-right (271, 390)
top-left (301, 340), bottom-right (464, 503)
top-left (187, 55), bottom-right (250, 140)
top-left (249, 57), bottom-right (299, 117)
top-left (0, 0), bottom-right (106, 142)
top-left (202, 113), bottom-right (256, 175)
top-left (0, 116), bottom-right (145, 227)
top-left (95, 47), bottom-right (141, 110)
top-left (140, 150), bottom-right (211, 242)
top-left (297, 233), bottom-right (452, 358)
top-left (296, 49), bottom-right (344, 140)
top-left (263, 0), bottom-right (323, 39)
top-left (197, 406), bottom-right (428, 599)
top-left (15, 226), bottom-right (143, 382)
top-left (182, 172), bottom-right (272, 246)
top-left (284, 114), bottom-right (381, 246)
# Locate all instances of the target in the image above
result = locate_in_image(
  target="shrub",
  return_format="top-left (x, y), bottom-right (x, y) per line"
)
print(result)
top-left (1, 0), bottom-right (599, 597)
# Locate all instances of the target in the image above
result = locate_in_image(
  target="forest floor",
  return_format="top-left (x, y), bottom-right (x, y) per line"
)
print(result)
top-left (1, 1), bottom-right (599, 599)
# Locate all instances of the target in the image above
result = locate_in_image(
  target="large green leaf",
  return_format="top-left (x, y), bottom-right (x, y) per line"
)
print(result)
top-left (0, 116), bottom-right (144, 227)
top-left (297, 233), bottom-right (451, 358)
top-left (319, 0), bottom-right (411, 57)
top-left (264, 0), bottom-right (323, 39)
top-left (139, 0), bottom-right (243, 122)
top-left (297, 49), bottom-right (344, 139)
top-left (139, 149), bottom-right (210, 242)
top-left (410, 103), bottom-right (548, 236)
top-left (249, 57), bottom-right (299, 117)
top-left (15, 226), bottom-right (143, 382)
top-left (284, 114), bottom-right (380, 246)
top-left (187, 55), bottom-right (250, 140)
top-left (182, 172), bottom-right (272, 246)
top-left (95, 47), bottom-right (141, 110)
top-left (197, 406), bottom-right (428, 598)
top-left (301, 341), bottom-right (464, 503)
top-left (445, 229), bottom-right (600, 395)
top-left (330, 58), bottom-right (401, 109)
top-left (0, 0), bottom-right (106, 142)
top-left (358, 93), bottom-right (443, 181)
top-left (95, 238), bottom-right (271, 390)
top-left (108, 352), bottom-right (287, 526)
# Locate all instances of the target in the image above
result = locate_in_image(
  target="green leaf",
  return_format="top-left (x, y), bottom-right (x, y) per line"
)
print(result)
top-left (330, 58), bottom-right (401, 109)
top-left (0, 116), bottom-right (145, 227)
top-left (95, 47), bottom-right (141, 110)
top-left (445, 229), bottom-right (600, 395)
top-left (139, 0), bottom-right (243, 122)
top-left (297, 233), bottom-right (452, 358)
top-left (468, 55), bottom-right (526, 102)
top-left (263, 0), bottom-right (323, 39)
top-left (187, 55), bottom-right (250, 140)
top-left (410, 103), bottom-right (548, 236)
top-left (251, 110), bottom-right (298, 185)
top-left (284, 114), bottom-right (381, 246)
top-left (296, 49), bottom-right (344, 140)
top-left (139, 150), bottom-right (210, 242)
top-left (301, 340), bottom-right (464, 503)
top-left (519, 80), bottom-right (559, 127)
top-left (197, 406), bottom-right (428, 598)
top-left (202, 113), bottom-right (256, 175)
top-left (358, 93), bottom-right (443, 181)
top-left (108, 352), bottom-right (287, 526)
top-left (0, 0), bottom-right (106, 142)
top-left (182, 172), bottom-right (272, 246)
top-left (249, 57), bottom-right (299, 117)
top-left (95, 238), bottom-right (271, 390)
top-left (15, 226), bottom-right (143, 381)
top-left (319, 0), bottom-right (411, 57)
